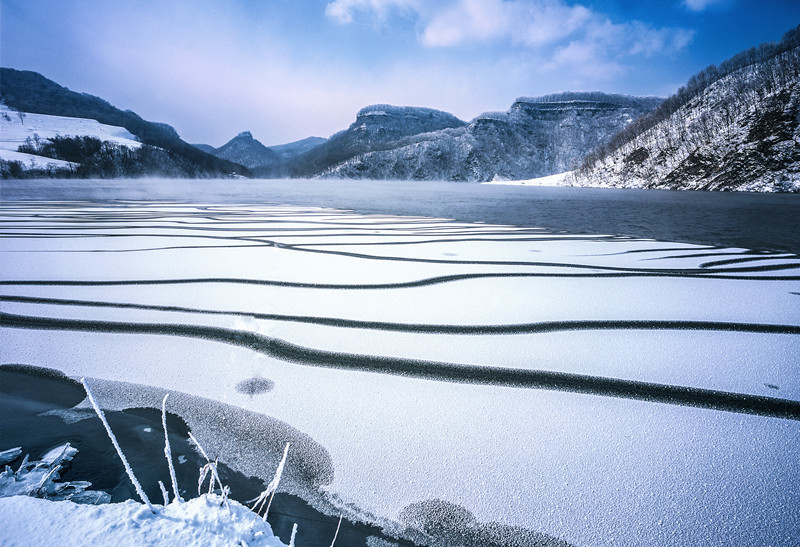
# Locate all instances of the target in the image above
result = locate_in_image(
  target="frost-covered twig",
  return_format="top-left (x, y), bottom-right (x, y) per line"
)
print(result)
top-left (162, 394), bottom-right (182, 503)
top-left (289, 523), bottom-right (298, 547)
top-left (158, 480), bottom-right (169, 506)
top-left (263, 442), bottom-right (289, 521)
top-left (188, 432), bottom-right (224, 493)
top-left (188, 432), bottom-right (230, 514)
top-left (249, 442), bottom-right (290, 521)
top-left (0, 447), bottom-right (22, 466)
top-left (330, 515), bottom-right (342, 547)
top-left (81, 378), bottom-right (155, 513)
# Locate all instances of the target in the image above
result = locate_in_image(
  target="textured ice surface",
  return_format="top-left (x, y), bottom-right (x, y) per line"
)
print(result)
top-left (1, 201), bottom-right (799, 546)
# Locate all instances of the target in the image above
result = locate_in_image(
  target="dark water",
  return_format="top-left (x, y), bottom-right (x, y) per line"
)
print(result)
top-left (3, 178), bottom-right (800, 253)
top-left (0, 364), bottom-right (414, 547)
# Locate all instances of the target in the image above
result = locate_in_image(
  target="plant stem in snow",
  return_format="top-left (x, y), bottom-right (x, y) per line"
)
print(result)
top-left (289, 523), bottom-right (298, 547)
top-left (81, 377), bottom-right (155, 513)
top-left (262, 442), bottom-right (290, 521)
top-left (330, 515), bottom-right (342, 547)
top-left (188, 432), bottom-right (224, 494)
top-left (248, 442), bottom-right (291, 521)
top-left (188, 432), bottom-right (231, 514)
top-left (158, 480), bottom-right (169, 506)
top-left (162, 393), bottom-right (182, 503)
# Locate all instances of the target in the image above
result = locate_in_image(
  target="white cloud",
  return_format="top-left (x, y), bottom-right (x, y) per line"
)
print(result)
top-left (533, 13), bottom-right (696, 80)
top-left (683, 0), bottom-right (729, 12)
top-left (325, 0), bottom-right (421, 24)
top-left (420, 0), bottom-right (593, 48)
top-left (328, 0), bottom-right (693, 64)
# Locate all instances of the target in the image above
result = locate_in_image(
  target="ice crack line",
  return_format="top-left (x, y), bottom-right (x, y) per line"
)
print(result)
top-left (2, 312), bottom-right (798, 421)
top-left (2, 295), bottom-right (800, 336)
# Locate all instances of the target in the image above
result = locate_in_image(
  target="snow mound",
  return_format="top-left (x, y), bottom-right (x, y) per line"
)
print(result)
top-left (0, 494), bottom-right (288, 546)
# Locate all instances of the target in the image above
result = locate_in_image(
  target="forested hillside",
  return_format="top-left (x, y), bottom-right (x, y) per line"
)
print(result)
top-left (568, 26), bottom-right (800, 191)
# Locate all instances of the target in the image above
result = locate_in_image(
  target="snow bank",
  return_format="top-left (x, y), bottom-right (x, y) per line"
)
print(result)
top-left (0, 494), bottom-right (287, 546)
top-left (483, 171), bottom-right (570, 186)
top-left (0, 148), bottom-right (76, 170)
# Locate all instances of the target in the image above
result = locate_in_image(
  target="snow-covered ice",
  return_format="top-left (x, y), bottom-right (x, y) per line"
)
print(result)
top-left (1, 200), bottom-right (798, 546)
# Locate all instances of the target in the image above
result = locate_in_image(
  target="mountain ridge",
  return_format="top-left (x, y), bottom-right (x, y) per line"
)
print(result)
top-left (288, 92), bottom-right (661, 182)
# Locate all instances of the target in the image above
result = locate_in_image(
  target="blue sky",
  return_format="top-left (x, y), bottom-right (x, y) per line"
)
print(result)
top-left (2, 0), bottom-right (799, 146)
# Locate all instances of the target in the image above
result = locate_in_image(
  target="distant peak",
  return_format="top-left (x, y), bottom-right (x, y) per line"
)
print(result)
top-left (235, 131), bottom-right (253, 139)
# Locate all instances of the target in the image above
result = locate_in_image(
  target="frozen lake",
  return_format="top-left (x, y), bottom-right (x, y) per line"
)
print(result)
top-left (2, 179), bottom-right (799, 546)
top-left (4, 178), bottom-right (800, 252)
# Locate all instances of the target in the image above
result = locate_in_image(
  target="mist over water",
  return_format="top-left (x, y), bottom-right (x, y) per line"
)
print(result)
top-left (4, 178), bottom-right (800, 253)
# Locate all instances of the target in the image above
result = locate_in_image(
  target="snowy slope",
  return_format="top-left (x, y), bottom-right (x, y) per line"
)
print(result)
top-left (0, 68), bottom-right (249, 177)
top-left (569, 29), bottom-right (800, 191)
top-left (0, 104), bottom-right (141, 169)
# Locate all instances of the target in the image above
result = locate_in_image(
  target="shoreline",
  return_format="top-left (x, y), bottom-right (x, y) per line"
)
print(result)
top-left (0, 363), bottom-right (419, 547)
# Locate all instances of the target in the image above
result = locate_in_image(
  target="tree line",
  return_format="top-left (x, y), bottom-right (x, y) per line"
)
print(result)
top-left (2, 135), bottom-right (226, 179)
top-left (578, 24), bottom-right (800, 173)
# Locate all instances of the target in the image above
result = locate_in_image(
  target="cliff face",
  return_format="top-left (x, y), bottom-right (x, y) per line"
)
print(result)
top-left (276, 105), bottom-right (467, 178)
top-left (316, 93), bottom-right (660, 181)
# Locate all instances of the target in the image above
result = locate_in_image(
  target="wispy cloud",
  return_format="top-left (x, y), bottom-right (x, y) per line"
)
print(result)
top-left (683, 0), bottom-right (731, 12)
top-left (325, 0), bottom-right (421, 24)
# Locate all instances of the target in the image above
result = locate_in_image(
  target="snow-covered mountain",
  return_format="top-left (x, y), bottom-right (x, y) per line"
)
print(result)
top-left (568, 26), bottom-right (800, 192)
top-left (0, 68), bottom-right (247, 176)
top-left (273, 94), bottom-right (660, 182)
top-left (257, 105), bottom-right (468, 178)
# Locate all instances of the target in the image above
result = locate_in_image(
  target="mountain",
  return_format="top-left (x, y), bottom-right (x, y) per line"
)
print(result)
top-left (265, 94), bottom-right (660, 181)
top-left (255, 105), bottom-right (467, 178)
top-left (197, 134), bottom-right (326, 169)
top-left (0, 68), bottom-right (248, 177)
top-left (568, 25), bottom-right (800, 192)
top-left (192, 143), bottom-right (216, 154)
top-left (211, 131), bottom-right (282, 169)
top-left (269, 136), bottom-right (327, 160)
